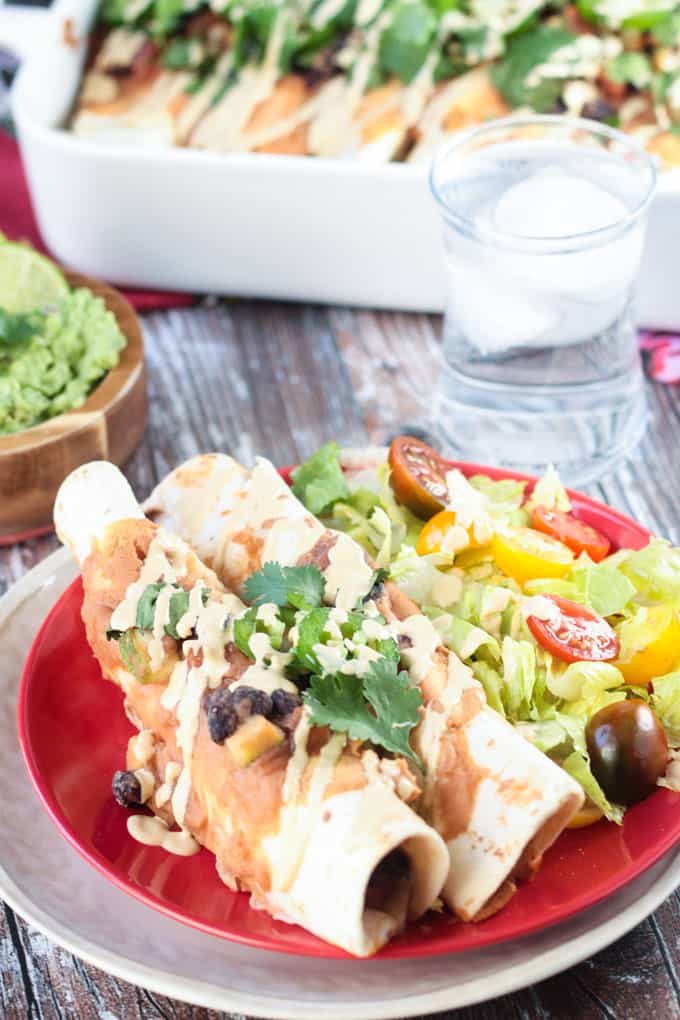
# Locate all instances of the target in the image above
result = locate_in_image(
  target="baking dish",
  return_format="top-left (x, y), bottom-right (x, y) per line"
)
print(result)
top-left (1, 0), bottom-right (679, 326)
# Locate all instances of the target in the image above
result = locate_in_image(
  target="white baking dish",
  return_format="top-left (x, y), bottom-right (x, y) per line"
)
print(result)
top-left (1, 0), bottom-right (679, 326)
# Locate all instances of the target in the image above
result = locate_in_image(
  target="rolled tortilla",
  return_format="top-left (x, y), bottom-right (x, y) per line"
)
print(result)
top-left (54, 462), bottom-right (449, 957)
top-left (147, 453), bottom-right (584, 920)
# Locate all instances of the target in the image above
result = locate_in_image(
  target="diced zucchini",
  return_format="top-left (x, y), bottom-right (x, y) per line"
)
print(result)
top-left (226, 715), bottom-right (285, 767)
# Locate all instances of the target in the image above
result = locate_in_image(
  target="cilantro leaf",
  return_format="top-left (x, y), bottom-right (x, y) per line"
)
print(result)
top-left (132, 582), bottom-right (211, 638)
top-left (243, 561), bottom-right (325, 610)
top-left (163, 38), bottom-right (194, 68)
top-left (135, 583), bottom-right (166, 631)
top-left (491, 27), bottom-right (575, 111)
top-left (234, 604), bottom-right (285, 658)
top-left (304, 658), bottom-right (422, 765)
top-left (291, 441), bottom-right (350, 515)
top-left (378, 0), bottom-right (436, 83)
top-left (233, 606), bottom-right (259, 658)
top-left (375, 637), bottom-right (400, 662)
top-left (604, 52), bottom-right (652, 88)
top-left (290, 607), bottom-right (331, 673)
top-left (651, 10), bottom-right (680, 44)
top-left (166, 587), bottom-right (210, 639)
top-left (364, 567), bottom-right (389, 603)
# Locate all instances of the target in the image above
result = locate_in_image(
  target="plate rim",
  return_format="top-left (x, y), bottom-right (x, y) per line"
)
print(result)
top-left (3, 546), bottom-right (680, 1016)
top-left (16, 461), bottom-right (680, 963)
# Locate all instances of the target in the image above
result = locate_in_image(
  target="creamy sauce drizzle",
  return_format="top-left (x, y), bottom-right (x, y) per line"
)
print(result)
top-left (324, 534), bottom-right (374, 610)
top-left (133, 767), bottom-right (155, 803)
top-left (394, 614), bottom-right (441, 685)
top-left (127, 815), bottom-right (200, 856)
top-left (129, 728), bottom-right (155, 767)
top-left (233, 631), bottom-right (298, 694)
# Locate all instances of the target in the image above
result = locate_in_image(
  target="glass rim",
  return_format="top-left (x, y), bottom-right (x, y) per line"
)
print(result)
top-left (429, 114), bottom-right (657, 254)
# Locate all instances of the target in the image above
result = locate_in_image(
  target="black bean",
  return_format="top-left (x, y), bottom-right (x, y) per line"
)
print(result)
top-left (271, 689), bottom-right (301, 721)
top-left (204, 688), bottom-right (238, 743)
top-left (582, 99), bottom-right (616, 123)
top-left (230, 686), bottom-right (273, 722)
top-left (112, 769), bottom-right (142, 808)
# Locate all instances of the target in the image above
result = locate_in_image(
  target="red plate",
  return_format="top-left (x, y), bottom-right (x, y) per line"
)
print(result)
top-left (17, 462), bottom-right (680, 959)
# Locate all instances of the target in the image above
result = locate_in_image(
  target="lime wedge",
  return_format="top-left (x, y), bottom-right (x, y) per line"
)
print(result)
top-left (0, 242), bottom-right (69, 314)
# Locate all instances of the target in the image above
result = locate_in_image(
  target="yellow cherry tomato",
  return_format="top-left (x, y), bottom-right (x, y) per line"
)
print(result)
top-left (491, 527), bottom-right (574, 586)
top-left (416, 509), bottom-right (491, 557)
top-left (417, 511), bottom-right (463, 556)
top-left (615, 606), bottom-right (680, 685)
top-left (566, 802), bottom-right (604, 829)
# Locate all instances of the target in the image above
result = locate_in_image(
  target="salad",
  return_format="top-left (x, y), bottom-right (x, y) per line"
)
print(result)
top-left (291, 436), bottom-right (680, 825)
top-left (73, 0), bottom-right (680, 163)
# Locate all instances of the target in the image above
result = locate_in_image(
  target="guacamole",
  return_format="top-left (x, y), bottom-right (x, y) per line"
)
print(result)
top-left (0, 287), bottom-right (126, 435)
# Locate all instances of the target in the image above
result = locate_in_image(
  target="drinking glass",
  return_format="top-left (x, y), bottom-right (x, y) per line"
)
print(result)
top-left (429, 115), bottom-right (657, 484)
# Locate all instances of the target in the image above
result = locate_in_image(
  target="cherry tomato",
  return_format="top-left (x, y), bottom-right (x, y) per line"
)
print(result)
top-left (566, 802), bottom-right (604, 829)
top-left (586, 699), bottom-right (668, 806)
top-left (388, 437), bottom-right (448, 519)
top-left (492, 528), bottom-right (574, 585)
top-left (615, 606), bottom-right (680, 686)
top-left (531, 506), bottom-right (610, 563)
top-left (527, 595), bottom-right (619, 663)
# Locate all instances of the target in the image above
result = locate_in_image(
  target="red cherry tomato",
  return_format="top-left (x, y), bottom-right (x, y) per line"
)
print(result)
top-left (388, 436), bottom-right (449, 518)
top-left (527, 595), bottom-right (619, 663)
top-left (531, 506), bottom-right (611, 563)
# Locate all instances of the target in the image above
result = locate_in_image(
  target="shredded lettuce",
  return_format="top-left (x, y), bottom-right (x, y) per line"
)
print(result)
top-left (525, 464), bottom-right (572, 512)
top-left (652, 670), bottom-right (680, 746)
top-left (468, 474), bottom-right (529, 527)
top-left (610, 539), bottom-right (680, 609)
top-left (389, 544), bottom-right (450, 604)
top-left (500, 637), bottom-right (537, 722)
top-left (427, 611), bottom-right (500, 661)
top-left (546, 661), bottom-right (624, 702)
top-left (291, 441), bottom-right (350, 514)
top-left (562, 751), bottom-right (625, 824)
top-left (525, 556), bottom-right (636, 617)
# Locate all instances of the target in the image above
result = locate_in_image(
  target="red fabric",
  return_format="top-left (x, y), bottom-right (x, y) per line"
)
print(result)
top-left (0, 130), bottom-right (194, 311)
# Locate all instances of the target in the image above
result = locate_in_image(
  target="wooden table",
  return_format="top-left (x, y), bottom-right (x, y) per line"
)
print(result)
top-left (1, 299), bottom-right (679, 1019)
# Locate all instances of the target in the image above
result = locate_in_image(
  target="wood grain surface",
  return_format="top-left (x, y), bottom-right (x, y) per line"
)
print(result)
top-left (1, 298), bottom-right (679, 1020)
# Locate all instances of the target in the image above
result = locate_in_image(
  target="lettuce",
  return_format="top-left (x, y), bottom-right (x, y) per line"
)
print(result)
top-left (388, 544), bottom-right (450, 604)
top-left (292, 441), bottom-right (350, 514)
top-left (525, 464), bottom-right (571, 512)
top-left (428, 611), bottom-right (500, 661)
top-left (501, 637), bottom-right (537, 722)
top-left (525, 557), bottom-right (636, 618)
top-left (612, 539), bottom-right (680, 609)
top-left (562, 751), bottom-right (625, 824)
top-left (468, 475), bottom-right (529, 527)
top-left (546, 661), bottom-right (624, 702)
top-left (652, 670), bottom-right (680, 745)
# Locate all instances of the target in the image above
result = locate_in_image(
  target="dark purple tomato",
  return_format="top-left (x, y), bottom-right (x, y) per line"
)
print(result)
top-left (586, 699), bottom-right (668, 806)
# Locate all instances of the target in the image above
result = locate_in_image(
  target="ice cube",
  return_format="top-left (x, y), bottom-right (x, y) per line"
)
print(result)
top-left (492, 166), bottom-right (629, 238)
top-left (489, 169), bottom-right (644, 306)
top-left (445, 253), bottom-right (558, 354)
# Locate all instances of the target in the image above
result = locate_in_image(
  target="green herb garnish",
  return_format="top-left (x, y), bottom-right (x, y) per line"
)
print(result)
top-left (243, 561), bottom-right (326, 610)
top-left (304, 657), bottom-right (423, 766)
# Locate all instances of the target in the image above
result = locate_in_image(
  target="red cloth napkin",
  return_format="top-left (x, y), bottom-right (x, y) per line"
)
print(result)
top-left (0, 130), bottom-right (194, 311)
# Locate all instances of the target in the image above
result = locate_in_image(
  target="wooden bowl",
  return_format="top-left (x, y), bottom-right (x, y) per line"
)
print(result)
top-left (0, 272), bottom-right (147, 542)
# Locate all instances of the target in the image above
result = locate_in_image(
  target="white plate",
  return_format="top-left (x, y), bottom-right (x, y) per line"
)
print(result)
top-left (1, 548), bottom-right (679, 1017)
